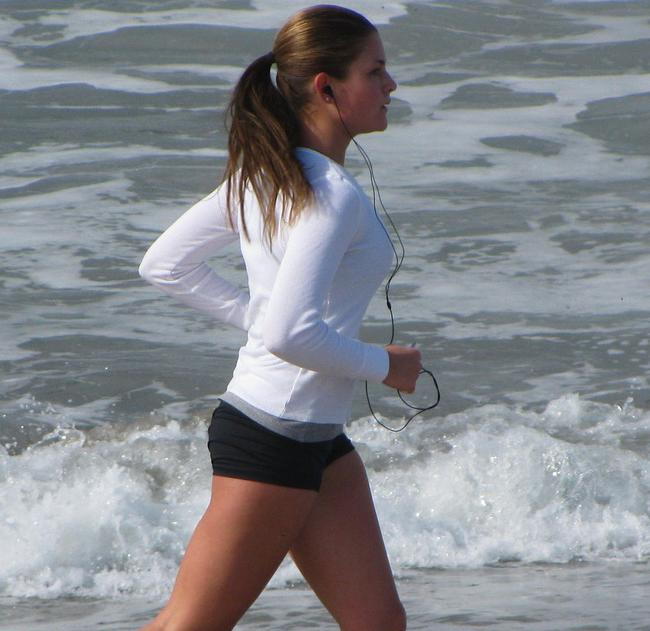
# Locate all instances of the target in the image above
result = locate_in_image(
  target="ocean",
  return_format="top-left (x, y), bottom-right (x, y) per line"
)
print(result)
top-left (1, 0), bottom-right (650, 629)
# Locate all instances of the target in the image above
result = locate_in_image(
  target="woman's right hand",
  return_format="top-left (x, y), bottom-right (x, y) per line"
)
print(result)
top-left (382, 344), bottom-right (422, 393)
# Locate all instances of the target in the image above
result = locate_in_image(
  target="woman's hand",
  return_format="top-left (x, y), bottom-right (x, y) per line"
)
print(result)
top-left (382, 344), bottom-right (422, 393)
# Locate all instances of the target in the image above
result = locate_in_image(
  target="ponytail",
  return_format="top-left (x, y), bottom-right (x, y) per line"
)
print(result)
top-left (223, 51), bottom-right (312, 246)
top-left (222, 6), bottom-right (376, 246)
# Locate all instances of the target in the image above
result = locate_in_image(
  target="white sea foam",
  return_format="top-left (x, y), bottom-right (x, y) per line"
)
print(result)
top-left (0, 14), bottom-right (21, 42)
top-left (552, 0), bottom-right (636, 3)
top-left (2, 178), bottom-right (133, 214)
top-left (546, 13), bottom-right (650, 45)
top-left (128, 63), bottom-right (244, 86)
top-left (29, 2), bottom-right (408, 46)
top-left (0, 47), bottom-right (171, 92)
top-left (0, 175), bottom-right (38, 189)
top-left (0, 418), bottom-right (210, 599)
top-left (0, 144), bottom-right (225, 176)
top-left (373, 73), bottom-right (650, 188)
top-left (366, 394), bottom-right (650, 569)
top-left (406, 239), bottom-right (650, 323)
top-left (1, 395), bottom-right (648, 599)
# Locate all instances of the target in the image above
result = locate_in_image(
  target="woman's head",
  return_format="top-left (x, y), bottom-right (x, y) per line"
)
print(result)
top-left (224, 5), bottom-right (386, 245)
top-left (272, 5), bottom-right (377, 116)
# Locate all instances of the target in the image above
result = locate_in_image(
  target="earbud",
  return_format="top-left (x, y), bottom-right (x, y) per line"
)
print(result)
top-left (323, 85), bottom-right (334, 98)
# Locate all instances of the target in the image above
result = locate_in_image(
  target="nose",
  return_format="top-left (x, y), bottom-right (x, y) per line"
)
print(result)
top-left (385, 71), bottom-right (397, 94)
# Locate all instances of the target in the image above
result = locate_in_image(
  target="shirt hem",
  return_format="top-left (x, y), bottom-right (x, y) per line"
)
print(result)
top-left (219, 392), bottom-right (345, 442)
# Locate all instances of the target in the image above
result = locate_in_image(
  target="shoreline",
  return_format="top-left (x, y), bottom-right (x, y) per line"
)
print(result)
top-left (3, 562), bottom-right (648, 631)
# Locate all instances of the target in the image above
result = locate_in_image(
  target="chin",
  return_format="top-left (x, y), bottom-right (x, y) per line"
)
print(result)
top-left (351, 114), bottom-right (389, 136)
top-left (365, 117), bottom-right (389, 134)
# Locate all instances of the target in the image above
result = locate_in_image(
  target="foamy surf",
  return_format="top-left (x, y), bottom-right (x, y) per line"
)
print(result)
top-left (2, 394), bottom-right (648, 600)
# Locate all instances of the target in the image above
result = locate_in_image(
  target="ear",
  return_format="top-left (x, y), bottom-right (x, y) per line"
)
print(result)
top-left (313, 72), bottom-right (335, 103)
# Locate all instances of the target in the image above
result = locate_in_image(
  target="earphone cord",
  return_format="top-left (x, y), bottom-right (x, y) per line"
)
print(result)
top-left (332, 99), bottom-right (441, 431)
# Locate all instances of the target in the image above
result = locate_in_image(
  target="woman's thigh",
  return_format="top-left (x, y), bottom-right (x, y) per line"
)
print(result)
top-left (289, 450), bottom-right (406, 631)
top-left (149, 475), bottom-right (317, 631)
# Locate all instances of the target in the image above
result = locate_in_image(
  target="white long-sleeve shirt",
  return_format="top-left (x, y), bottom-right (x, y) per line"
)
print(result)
top-left (139, 147), bottom-right (392, 439)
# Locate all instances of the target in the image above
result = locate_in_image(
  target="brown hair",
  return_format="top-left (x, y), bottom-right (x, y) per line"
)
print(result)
top-left (223, 5), bottom-right (377, 244)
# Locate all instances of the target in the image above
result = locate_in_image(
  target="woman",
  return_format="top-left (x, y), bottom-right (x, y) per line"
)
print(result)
top-left (138, 5), bottom-right (421, 631)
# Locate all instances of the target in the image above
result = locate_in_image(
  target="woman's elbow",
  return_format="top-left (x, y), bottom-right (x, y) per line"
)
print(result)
top-left (138, 255), bottom-right (155, 283)
top-left (138, 252), bottom-right (167, 286)
top-left (262, 325), bottom-right (291, 359)
top-left (263, 316), bottom-right (325, 366)
top-left (263, 320), bottom-right (312, 362)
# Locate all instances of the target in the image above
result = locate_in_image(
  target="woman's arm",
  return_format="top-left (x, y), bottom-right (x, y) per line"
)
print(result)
top-left (138, 186), bottom-right (249, 330)
top-left (263, 182), bottom-right (389, 383)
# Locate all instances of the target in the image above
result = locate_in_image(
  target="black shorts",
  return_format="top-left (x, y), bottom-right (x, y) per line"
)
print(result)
top-left (207, 400), bottom-right (355, 492)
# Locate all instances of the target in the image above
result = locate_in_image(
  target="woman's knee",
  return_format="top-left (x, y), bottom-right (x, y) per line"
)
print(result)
top-left (139, 608), bottom-right (235, 631)
top-left (143, 621), bottom-right (233, 631)
top-left (340, 599), bottom-right (407, 631)
top-left (385, 600), bottom-right (408, 631)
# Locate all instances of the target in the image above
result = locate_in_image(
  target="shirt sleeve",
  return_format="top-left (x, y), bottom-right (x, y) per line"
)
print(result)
top-left (138, 184), bottom-right (250, 331)
top-left (262, 181), bottom-right (389, 383)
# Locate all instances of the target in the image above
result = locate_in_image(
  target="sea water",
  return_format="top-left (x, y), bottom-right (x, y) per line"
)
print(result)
top-left (1, 1), bottom-right (650, 629)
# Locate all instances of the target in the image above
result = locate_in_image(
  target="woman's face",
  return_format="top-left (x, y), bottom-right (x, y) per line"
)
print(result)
top-left (333, 31), bottom-right (397, 136)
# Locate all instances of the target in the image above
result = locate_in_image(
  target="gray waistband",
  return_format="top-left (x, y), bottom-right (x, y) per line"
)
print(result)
top-left (219, 392), bottom-right (345, 442)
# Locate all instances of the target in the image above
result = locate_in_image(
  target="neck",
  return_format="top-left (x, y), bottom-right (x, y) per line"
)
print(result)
top-left (299, 116), bottom-right (350, 165)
